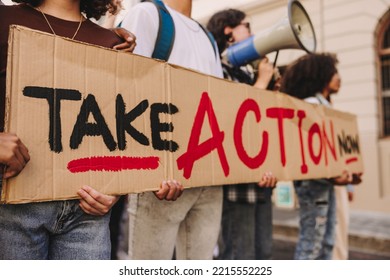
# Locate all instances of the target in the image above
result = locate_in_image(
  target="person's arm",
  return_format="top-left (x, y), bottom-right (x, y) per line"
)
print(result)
top-left (253, 57), bottom-right (275, 90)
top-left (0, 133), bottom-right (30, 179)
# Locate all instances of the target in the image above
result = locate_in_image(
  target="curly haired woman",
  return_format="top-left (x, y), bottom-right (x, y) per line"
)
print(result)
top-left (0, 0), bottom-right (129, 260)
top-left (280, 53), bottom-right (362, 260)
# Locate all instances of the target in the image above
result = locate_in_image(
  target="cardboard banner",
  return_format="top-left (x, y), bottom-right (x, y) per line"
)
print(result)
top-left (2, 26), bottom-right (363, 204)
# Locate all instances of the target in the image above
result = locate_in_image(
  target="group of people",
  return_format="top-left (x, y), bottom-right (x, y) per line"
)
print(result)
top-left (0, 0), bottom-right (361, 260)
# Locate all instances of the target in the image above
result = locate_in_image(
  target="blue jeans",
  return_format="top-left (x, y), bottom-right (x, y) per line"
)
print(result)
top-left (0, 200), bottom-right (111, 259)
top-left (218, 188), bottom-right (273, 260)
top-left (294, 179), bottom-right (336, 260)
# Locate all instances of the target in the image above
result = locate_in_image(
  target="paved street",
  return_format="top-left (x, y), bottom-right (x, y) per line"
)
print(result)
top-left (272, 207), bottom-right (390, 260)
top-left (272, 237), bottom-right (390, 260)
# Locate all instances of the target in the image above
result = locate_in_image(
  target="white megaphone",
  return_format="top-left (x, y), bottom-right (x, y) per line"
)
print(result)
top-left (225, 0), bottom-right (317, 67)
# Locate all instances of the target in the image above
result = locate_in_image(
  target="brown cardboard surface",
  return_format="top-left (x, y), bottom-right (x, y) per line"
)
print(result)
top-left (2, 26), bottom-right (364, 204)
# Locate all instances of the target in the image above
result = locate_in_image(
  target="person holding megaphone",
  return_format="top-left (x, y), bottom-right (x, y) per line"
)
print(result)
top-left (207, 9), bottom-right (278, 260)
top-left (207, 9), bottom-right (280, 91)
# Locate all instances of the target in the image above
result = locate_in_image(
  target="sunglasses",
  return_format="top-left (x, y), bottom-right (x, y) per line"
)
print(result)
top-left (239, 22), bottom-right (251, 31)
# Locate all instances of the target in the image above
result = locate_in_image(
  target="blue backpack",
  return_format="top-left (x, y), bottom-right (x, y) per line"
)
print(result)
top-left (124, 0), bottom-right (217, 61)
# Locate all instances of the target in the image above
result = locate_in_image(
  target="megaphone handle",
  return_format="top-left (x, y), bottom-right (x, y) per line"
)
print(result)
top-left (273, 50), bottom-right (279, 67)
top-left (265, 51), bottom-right (280, 91)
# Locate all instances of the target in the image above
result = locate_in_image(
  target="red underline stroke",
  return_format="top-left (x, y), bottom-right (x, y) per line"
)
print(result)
top-left (345, 157), bottom-right (358, 164)
top-left (67, 156), bottom-right (160, 173)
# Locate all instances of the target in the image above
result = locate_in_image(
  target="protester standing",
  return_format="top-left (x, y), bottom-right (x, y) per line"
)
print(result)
top-left (280, 53), bottom-right (362, 260)
top-left (0, 0), bottom-right (136, 260)
top-left (119, 0), bottom-right (224, 260)
top-left (207, 8), bottom-right (278, 260)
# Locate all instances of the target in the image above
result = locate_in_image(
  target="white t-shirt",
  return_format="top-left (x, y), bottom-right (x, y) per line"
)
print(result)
top-left (305, 93), bottom-right (331, 107)
top-left (121, 2), bottom-right (223, 78)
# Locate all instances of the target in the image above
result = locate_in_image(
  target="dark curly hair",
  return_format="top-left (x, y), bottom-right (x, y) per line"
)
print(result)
top-left (280, 53), bottom-right (339, 100)
top-left (13, 0), bottom-right (120, 20)
top-left (206, 9), bottom-right (246, 55)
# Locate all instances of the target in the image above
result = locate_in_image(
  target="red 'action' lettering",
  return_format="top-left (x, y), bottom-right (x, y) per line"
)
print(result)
top-left (307, 120), bottom-right (337, 166)
top-left (297, 109), bottom-right (338, 172)
top-left (234, 99), bottom-right (268, 169)
top-left (297, 110), bottom-right (308, 174)
top-left (322, 120), bottom-right (337, 165)
top-left (266, 108), bottom-right (294, 167)
top-left (308, 123), bottom-right (323, 165)
top-left (176, 92), bottom-right (229, 179)
top-left (177, 92), bottom-right (340, 180)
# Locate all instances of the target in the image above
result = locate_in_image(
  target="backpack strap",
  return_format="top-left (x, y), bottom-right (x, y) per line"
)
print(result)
top-left (198, 23), bottom-right (218, 60)
top-left (147, 0), bottom-right (175, 61)
top-left (116, 0), bottom-right (174, 61)
top-left (132, 0), bottom-right (217, 61)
